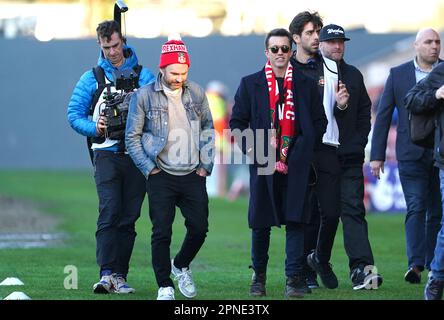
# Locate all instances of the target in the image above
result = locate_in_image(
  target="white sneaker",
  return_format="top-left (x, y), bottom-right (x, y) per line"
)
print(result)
top-left (157, 286), bottom-right (175, 300)
top-left (112, 275), bottom-right (136, 294)
top-left (93, 275), bottom-right (114, 294)
top-left (171, 259), bottom-right (197, 298)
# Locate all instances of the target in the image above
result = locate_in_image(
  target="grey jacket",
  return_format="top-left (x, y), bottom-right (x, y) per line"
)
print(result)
top-left (125, 73), bottom-right (215, 179)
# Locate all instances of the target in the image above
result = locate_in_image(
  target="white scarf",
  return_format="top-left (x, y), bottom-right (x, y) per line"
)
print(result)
top-left (322, 56), bottom-right (340, 147)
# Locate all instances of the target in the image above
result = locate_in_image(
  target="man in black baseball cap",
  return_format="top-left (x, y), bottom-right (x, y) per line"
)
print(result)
top-left (319, 24), bottom-right (350, 42)
top-left (306, 22), bottom-right (384, 291)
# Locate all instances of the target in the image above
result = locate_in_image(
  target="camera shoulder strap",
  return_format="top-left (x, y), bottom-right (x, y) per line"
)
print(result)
top-left (132, 64), bottom-right (142, 89)
top-left (89, 66), bottom-right (108, 116)
top-left (86, 66), bottom-right (107, 165)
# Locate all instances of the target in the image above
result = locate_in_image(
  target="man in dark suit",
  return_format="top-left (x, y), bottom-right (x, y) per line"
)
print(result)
top-left (370, 28), bottom-right (442, 284)
top-left (230, 28), bottom-right (327, 298)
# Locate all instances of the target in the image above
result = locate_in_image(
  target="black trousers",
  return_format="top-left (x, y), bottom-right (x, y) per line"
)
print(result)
top-left (147, 170), bottom-right (209, 288)
top-left (304, 187), bottom-right (321, 262)
top-left (251, 173), bottom-right (305, 277)
top-left (313, 146), bottom-right (341, 263)
top-left (340, 164), bottom-right (374, 271)
top-left (93, 150), bottom-right (146, 277)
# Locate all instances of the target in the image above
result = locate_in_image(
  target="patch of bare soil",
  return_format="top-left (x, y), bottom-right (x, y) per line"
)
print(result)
top-left (0, 196), bottom-right (58, 232)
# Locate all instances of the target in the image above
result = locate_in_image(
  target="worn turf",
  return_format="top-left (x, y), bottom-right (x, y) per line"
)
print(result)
top-left (0, 170), bottom-right (424, 300)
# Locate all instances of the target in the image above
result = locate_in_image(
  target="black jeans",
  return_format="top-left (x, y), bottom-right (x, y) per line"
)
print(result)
top-left (313, 146), bottom-right (341, 263)
top-left (304, 187), bottom-right (321, 264)
top-left (93, 150), bottom-right (146, 277)
top-left (340, 164), bottom-right (374, 270)
top-left (147, 170), bottom-right (209, 288)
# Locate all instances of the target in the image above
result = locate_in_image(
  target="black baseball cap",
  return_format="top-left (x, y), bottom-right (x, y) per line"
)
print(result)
top-left (319, 24), bottom-right (350, 42)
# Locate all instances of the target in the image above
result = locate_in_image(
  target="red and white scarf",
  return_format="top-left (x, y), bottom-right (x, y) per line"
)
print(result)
top-left (265, 61), bottom-right (296, 173)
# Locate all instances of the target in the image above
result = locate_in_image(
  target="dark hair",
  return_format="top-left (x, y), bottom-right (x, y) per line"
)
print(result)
top-left (265, 28), bottom-right (292, 49)
top-left (96, 20), bottom-right (123, 42)
top-left (288, 11), bottom-right (323, 37)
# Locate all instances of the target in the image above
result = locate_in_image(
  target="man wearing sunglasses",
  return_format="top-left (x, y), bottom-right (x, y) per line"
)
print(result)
top-left (230, 28), bottom-right (327, 298)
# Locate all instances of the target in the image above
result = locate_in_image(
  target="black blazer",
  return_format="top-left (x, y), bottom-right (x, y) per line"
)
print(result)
top-left (230, 68), bottom-right (327, 227)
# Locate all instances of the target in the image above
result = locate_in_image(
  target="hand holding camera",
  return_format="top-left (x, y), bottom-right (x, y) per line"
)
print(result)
top-left (96, 114), bottom-right (107, 136)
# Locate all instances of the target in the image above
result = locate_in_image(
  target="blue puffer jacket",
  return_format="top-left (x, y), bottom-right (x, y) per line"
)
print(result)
top-left (67, 44), bottom-right (155, 139)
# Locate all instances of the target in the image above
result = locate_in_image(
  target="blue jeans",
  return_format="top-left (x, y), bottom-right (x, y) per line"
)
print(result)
top-left (398, 155), bottom-right (442, 270)
top-left (431, 170), bottom-right (444, 280)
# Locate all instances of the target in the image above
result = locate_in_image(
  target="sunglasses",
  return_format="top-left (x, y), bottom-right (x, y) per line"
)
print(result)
top-left (268, 45), bottom-right (290, 54)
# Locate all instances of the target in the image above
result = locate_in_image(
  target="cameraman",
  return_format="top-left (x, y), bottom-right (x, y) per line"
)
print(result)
top-left (67, 20), bottom-right (155, 294)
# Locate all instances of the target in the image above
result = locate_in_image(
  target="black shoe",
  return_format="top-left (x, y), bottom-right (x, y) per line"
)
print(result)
top-left (250, 271), bottom-right (266, 297)
top-left (405, 266), bottom-right (422, 284)
top-left (285, 276), bottom-right (311, 298)
top-left (307, 252), bottom-right (338, 289)
top-left (306, 270), bottom-right (320, 289)
top-left (350, 266), bottom-right (383, 290)
top-left (424, 275), bottom-right (444, 300)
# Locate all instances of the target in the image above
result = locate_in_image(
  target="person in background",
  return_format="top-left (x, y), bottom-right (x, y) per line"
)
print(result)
top-left (206, 80), bottom-right (229, 198)
top-left (405, 62), bottom-right (444, 300)
top-left (371, 28), bottom-right (442, 284)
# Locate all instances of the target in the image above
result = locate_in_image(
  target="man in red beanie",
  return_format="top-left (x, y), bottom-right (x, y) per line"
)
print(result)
top-left (125, 35), bottom-right (215, 300)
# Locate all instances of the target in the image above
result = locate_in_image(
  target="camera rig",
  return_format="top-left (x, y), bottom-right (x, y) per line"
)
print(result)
top-left (102, 68), bottom-right (140, 140)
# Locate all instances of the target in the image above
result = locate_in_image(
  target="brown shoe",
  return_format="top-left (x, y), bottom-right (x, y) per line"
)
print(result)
top-left (250, 271), bottom-right (266, 296)
top-left (404, 266), bottom-right (422, 284)
top-left (285, 276), bottom-right (311, 299)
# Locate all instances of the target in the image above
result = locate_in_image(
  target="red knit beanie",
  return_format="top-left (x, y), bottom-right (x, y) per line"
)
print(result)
top-left (159, 34), bottom-right (190, 68)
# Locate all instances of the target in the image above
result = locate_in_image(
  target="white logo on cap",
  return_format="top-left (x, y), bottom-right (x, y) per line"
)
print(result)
top-left (327, 28), bottom-right (344, 35)
top-left (162, 44), bottom-right (188, 53)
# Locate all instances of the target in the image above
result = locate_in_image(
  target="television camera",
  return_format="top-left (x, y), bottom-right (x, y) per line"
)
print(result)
top-left (102, 68), bottom-right (139, 140)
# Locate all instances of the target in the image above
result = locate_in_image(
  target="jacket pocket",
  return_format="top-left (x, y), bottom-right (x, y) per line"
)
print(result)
top-left (141, 134), bottom-right (157, 160)
top-left (146, 109), bottom-right (163, 136)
